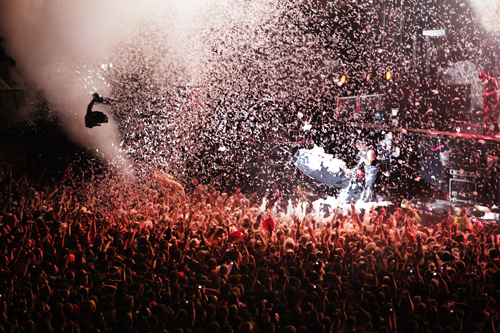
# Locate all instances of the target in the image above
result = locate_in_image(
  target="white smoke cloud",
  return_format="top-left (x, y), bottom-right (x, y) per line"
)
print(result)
top-left (471, 0), bottom-right (500, 33)
top-left (0, 0), bottom-right (141, 168)
top-left (0, 0), bottom-right (218, 170)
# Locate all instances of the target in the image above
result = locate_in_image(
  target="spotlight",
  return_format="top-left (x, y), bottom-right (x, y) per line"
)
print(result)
top-left (386, 71), bottom-right (392, 80)
top-left (375, 110), bottom-right (385, 124)
top-left (340, 75), bottom-right (347, 85)
top-left (366, 74), bottom-right (371, 82)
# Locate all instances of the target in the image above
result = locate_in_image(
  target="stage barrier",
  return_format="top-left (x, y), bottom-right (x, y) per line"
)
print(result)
top-left (335, 94), bottom-right (387, 122)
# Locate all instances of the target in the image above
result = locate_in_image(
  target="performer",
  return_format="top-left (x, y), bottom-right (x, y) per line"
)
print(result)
top-left (377, 132), bottom-right (395, 177)
top-left (478, 72), bottom-right (499, 135)
top-left (356, 140), bottom-right (379, 202)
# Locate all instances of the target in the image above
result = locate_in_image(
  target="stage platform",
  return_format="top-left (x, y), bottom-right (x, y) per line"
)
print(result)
top-left (315, 194), bottom-right (499, 226)
top-left (294, 118), bottom-right (500, 225)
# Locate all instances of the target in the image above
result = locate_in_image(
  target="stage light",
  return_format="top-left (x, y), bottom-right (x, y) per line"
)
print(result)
top-left (375, 110), bottom-right (385, 124)
top-left (386, 71), bottom-right (392, 80)
top-left (366, 74), bottom-right (371, 82)
top-left (340, 75), bottom-right (347, 85)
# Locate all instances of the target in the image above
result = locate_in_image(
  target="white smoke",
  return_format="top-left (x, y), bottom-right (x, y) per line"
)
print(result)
top-left (471, 0), bottom-right (500, 33)
top-left (0, 0), bottom-right (223, 170)
top-left (0, 1), bottom-right (136, 168)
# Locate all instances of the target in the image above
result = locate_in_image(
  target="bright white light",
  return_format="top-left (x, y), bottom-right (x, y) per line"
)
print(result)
top-left (471, 0), bottom-right (500, 32)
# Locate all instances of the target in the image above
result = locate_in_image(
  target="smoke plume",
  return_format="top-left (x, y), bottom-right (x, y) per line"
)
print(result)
top-left (0, 0), bottom-right (209, 170)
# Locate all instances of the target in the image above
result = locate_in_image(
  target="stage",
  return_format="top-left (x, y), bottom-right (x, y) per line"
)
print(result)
top-left (294, 119), bottom-right (500, 225)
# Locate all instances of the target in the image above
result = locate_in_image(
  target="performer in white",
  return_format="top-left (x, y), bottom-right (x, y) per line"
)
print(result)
top-left (356, 140), bottom-right (379, 202)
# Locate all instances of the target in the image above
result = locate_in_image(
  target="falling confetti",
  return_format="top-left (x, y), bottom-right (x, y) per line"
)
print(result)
top-left (0, 0), bottom-right (499, 201)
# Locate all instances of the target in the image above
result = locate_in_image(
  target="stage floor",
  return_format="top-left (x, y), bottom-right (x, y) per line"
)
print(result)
top-left (314, 194), bottom-right (499, 226)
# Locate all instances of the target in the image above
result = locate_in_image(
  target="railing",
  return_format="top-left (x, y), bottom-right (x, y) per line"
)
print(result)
top-left (335, 94), bottom-right (386, 120)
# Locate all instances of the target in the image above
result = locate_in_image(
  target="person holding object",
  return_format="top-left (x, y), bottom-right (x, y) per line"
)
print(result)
top-left (356, 140), bottom-right (378, 202)
top-left (85, 93), bottom-right (109, 128)
top-left (478, 71), bottom-right (499, 135)
top-left (86, 93), bottom-right (108, 114)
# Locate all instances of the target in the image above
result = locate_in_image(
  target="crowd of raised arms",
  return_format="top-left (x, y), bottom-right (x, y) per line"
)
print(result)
top-left (1, 155), bottom-right (500, 333)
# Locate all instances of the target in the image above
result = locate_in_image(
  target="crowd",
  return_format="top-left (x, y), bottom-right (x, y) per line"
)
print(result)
top-left (1, 155), bottom-right (500, 333)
